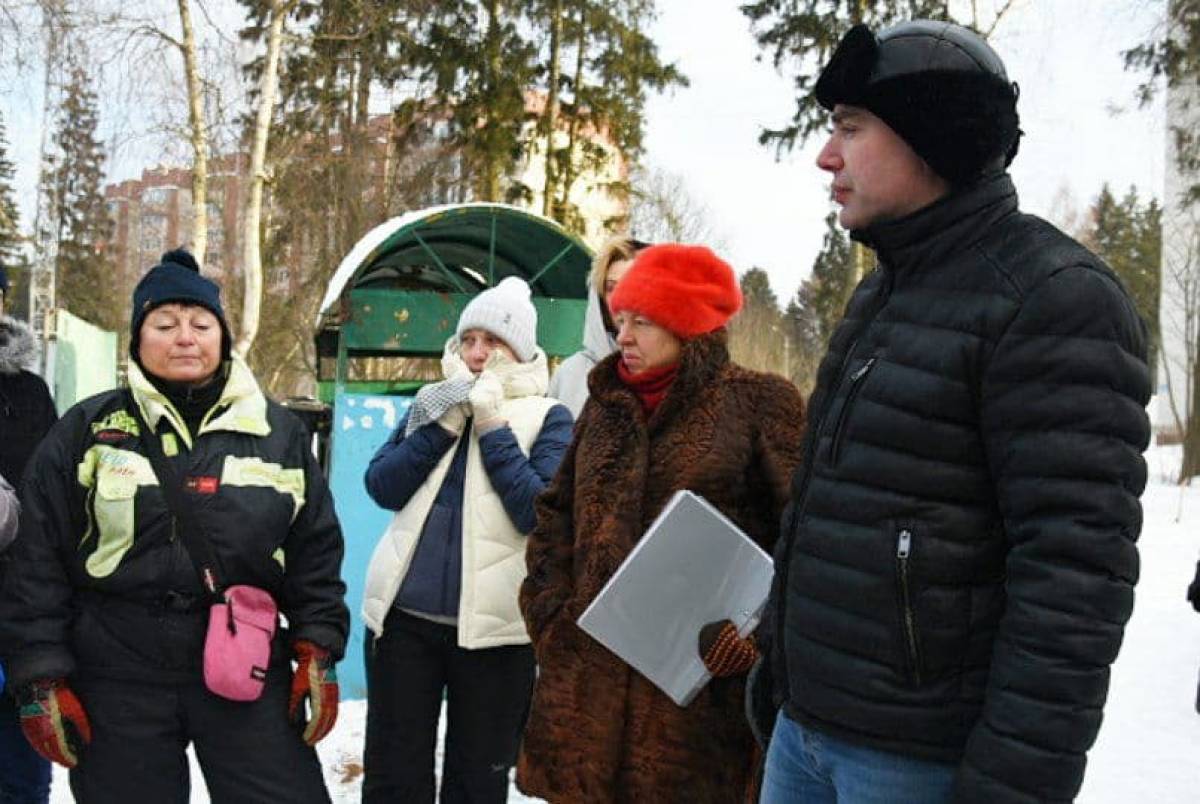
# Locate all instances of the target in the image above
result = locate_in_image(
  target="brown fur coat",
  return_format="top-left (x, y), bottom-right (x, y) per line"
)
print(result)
top-left (517, 332), bottom-right (805, 803)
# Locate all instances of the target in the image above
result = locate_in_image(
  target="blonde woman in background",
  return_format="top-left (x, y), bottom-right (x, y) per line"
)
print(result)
top-left (547, 236), bottom-right (650, 417)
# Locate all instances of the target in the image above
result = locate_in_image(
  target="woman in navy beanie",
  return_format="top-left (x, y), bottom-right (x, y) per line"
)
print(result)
top-left (0, 249), bottom-right (350, 803)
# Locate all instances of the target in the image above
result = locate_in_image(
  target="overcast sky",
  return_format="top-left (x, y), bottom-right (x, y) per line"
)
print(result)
top-left (642, 0), bottom-right (1165, 300)
top-left (2, 0), bottom-right (1167, 303)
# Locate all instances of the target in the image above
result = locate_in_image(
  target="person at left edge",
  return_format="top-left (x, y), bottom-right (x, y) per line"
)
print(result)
top-left (0, 249), bottom-right (349, 804)
top-left (0, 264), bottom-right (58, 804)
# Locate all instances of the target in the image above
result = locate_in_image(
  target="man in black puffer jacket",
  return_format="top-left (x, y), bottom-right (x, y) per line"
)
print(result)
top-left (756, 20), bottom-right (1151, 804)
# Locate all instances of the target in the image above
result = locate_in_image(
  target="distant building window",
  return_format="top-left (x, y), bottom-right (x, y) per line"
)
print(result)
top-left (140, 214), bottom-right (168, 254)
top-left (143, 187), bottom-right (172, 207)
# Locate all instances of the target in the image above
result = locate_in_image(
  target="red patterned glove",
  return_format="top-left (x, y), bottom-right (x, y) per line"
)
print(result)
top-left (698, 620), bottom-right (759, 677)
top-left (17, 678), bottom-right (92, 768)
top-left (289, 640), bottom-right (338, 746)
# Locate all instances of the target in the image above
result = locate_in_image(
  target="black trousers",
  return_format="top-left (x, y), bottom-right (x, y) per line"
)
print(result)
top-left (362, 609), bottom-right (536, 804)
top-left (69, 670), bottom-right (329, 804)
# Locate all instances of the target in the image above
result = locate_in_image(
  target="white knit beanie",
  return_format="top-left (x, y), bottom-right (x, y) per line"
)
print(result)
top-left (455, 276), bottom-right (538, 362)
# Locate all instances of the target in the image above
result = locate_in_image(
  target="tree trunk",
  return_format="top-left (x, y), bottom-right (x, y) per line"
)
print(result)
top-left (1182, 325), bottom-right (1200, 482)
top-left (481, 0), bottom-right (503, 202)
top-left (558, 10), bottom-right (586, 214)
top-left (177, 0), bottom-right (208, 263)
top-left (342, 40), bottom-right (372, 260)
top-left (235, 0), bottom-right (292, 358)
top-left (541, 0), bottom-right (563, 218)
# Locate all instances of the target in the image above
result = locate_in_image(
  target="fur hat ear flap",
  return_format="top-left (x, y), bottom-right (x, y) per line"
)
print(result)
top-left (815, 24), bottom-right (879, 109)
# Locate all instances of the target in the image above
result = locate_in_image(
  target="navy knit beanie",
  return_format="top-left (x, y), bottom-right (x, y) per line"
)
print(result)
top-left (130, 249), bottom-right (231, 362)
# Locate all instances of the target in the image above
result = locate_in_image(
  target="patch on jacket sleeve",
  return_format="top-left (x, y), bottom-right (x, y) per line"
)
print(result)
top-left (220, 456), bottom-right (306, 522)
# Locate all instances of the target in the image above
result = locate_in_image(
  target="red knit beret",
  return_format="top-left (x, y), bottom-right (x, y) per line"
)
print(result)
top-left (607, 244), bottom-right (743, 337)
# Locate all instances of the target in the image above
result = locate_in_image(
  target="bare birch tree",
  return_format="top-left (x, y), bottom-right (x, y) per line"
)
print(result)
top-left (120, 0), bottom-right (214, 261)
top-left (627, 165), bottom-right (726, 249)
top-left (235, 0), bottom-right (295, 358)
top-left (176, 0), bottom-right (207, 261)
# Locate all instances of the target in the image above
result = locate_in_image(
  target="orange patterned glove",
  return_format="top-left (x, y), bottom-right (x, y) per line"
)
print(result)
top-left (698, 620), bottom-right (759, 677)
top-left (18, 678), bottom-right (92, 768)
top-left (289, 640), bottom-right (339, 746)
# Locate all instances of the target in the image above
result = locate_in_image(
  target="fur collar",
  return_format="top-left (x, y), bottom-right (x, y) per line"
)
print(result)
top-left (588, 329), bottom-right (730, 433)
top-left (0, 316), bottom-right (39, 375)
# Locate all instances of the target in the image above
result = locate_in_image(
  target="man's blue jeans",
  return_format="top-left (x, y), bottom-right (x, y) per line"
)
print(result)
top-left (760, 711), bottom-right (956, 804)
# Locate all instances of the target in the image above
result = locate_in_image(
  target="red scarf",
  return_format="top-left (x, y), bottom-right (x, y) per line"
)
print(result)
top-left (617, 359), bottom-right (679, 415)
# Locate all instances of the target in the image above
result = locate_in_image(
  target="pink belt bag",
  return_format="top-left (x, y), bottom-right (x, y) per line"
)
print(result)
top-left (203, 584), bottom-right (278, 702)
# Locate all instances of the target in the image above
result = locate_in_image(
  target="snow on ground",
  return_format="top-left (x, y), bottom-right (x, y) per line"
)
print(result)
top-left (51, 445), bottom-right (1200, 802)
top-left (1078, 445), bottom-right (1200, 803)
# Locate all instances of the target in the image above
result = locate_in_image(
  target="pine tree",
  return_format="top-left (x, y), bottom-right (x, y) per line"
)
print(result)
top-left (728, 266), bottom-right (787, 376)
top-left (43, 64), bottom-right (117, 331)
top-left (236, 0), bottom-right (453, 391)
top-left (1085, 183), bottom-right (1161, 379)
top-left (406, 0), bottom-right (538, 204)
top-left (740, 0), bottom-right (954, 154)
top-left (1125, 0), bottom-right (1200, 204)
top-left (786, 212), bottom-right (859, 393)
top-left (535, 0), bottom-right (687, 232)
top-left (0, 108), bottom-right (30, 318)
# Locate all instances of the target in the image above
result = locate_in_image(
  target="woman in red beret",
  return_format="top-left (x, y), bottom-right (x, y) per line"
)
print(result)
top-left (516, 244), bottom-right (807, 802)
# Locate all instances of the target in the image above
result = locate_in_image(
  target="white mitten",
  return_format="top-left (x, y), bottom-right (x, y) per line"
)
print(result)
top-left (468, 371), bottom-right (506, 432)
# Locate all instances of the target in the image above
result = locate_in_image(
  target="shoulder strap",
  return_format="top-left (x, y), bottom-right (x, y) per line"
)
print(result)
top-left (126, 391), bottom-right (224, 599)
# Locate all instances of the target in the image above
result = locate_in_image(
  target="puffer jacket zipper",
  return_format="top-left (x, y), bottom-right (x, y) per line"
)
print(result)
top-left (774, 267), bottom-right (895, 681)
top-left (829, 357), bottom-right (877, 466)
top-left (896, 527), bottom-right (922, 685)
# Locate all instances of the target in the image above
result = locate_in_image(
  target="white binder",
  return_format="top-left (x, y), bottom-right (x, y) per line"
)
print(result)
top-left (576, 490), bottom-right (774, 707)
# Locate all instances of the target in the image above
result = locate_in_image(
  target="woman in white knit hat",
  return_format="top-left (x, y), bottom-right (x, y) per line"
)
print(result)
top-left (360, 276), bottom-right (573, 803)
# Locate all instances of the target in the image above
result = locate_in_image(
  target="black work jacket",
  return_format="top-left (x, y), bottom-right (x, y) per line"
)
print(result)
top-left (0, 359), bottom-right (348, 687)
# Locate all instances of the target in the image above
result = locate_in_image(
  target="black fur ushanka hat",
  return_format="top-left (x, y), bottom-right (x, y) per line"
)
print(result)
top-left (815, 20), bottom-right (1022, 187)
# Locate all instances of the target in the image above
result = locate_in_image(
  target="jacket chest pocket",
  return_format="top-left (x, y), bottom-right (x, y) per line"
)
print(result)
top-left (87, 471), bottom-right (139, 578)
top-left (826, 356), bottom-right (878, 466)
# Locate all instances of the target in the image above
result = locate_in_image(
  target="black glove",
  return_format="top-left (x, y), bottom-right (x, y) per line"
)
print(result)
top-left (1188, 560), bottom-right (1200, 613)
